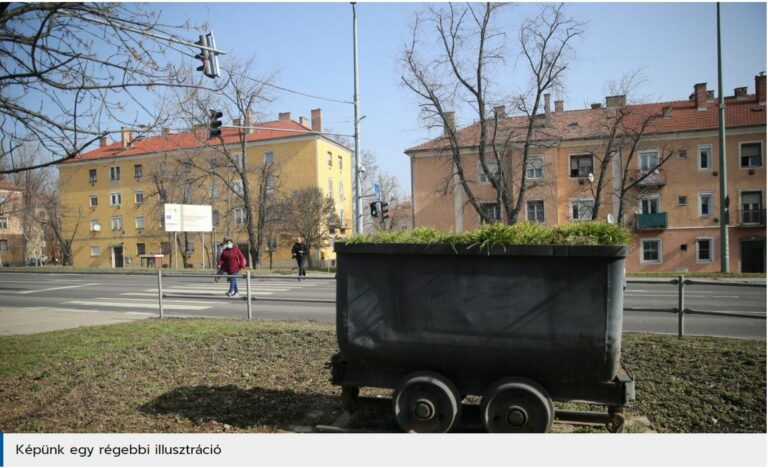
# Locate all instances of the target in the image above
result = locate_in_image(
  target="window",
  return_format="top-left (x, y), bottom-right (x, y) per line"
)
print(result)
top-left (740, 142), bottom-right (762, 168)
top-left (570, 198), bottom-right (595, 221)
top-left (110, 166), bottom-right (120, 181)
top-left (0, 218), bottom-right (6, 229)
top-left (91, 246), bottom-right (100, 257)
top-left (212, 210), bottom-right (220, 225)
top-left (339, 208), bottom-right (346, 227)
top-left (328, 179), bottom-right (334, 198)
top-left (134, 164), bottom-right (143, 178)
top-left (339, 182), bottom-right (344, 201)
top-left (639, 150), bottom-right (660, 171)
top-left (527, 200), bottom-right (545, 223)
top-left (90, 219), bottom-right (100, 231)
top-left (161, 242), bottom-right (171, 254)
top-left (641, 239), bottom-right (662, 264)
top-left (478, 161), bottom-right (499, 184)
top-left (698, 145), bottom-right (712, 171)
top-left (0, 239), bottom-right (7, 251)
top-left (111, 216), bottom-right (123, 231)
top-left (235, 207), bottom-right (246, 225)
top-left (677, 149), bottom-right (688, 160)
top-left (89, 195), bottom-right (98, 207)
top-left (526, 156), bottom-right (544, 179)
top-left (696, 238), bottom-right (714, 263)
top-left (135, 216), bottom-right (144, 230)
top-left (327, 151), bottom-right (333, 167)
top-left (479, 202), bottom-right (501, 224)
top-left (264, 151), bottom-right (274, 165)
top-left (185, 241), bottom-right (194, 252)
top-left (338, 155), bottom-right (343, 172)
top-left (89, 169), bottom-right (97, 183)
top-left (569, 154), bottom-right (593, 178)
top-left (135, 191), bottom-right (144, 204)
top-left (640, 195), bottom-right (660, 214)
top-left (699, 193), bottom-right (713, 217)
top-left (233, 181), bottom-right (243, 196)
top-left (741, 191), bottom-right (763, 224)
top-left (678, 196), bottom-right (688, 206)
top-left (159, 213), bottom-right (165, 228)
top-left (265, 175), bottom-right (276, 194)
top-left (159, 188), bottom-right (167, 203)
top-left (182, 160), bottom-right (192, 174)
top-left (136, 243), bottom-right (146, 256)
top-left (110, 192), bottom-right (122, 206)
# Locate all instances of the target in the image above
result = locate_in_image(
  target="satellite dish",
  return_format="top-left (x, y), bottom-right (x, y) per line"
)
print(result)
top-left (607, 214), bottom-right (615, 224)
top-left (588, 172), bottom-right (595, 183)
top-left (93, 224), bottom-right (101, 232)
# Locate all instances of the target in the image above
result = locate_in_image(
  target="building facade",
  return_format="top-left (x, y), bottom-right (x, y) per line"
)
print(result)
top-left (0, 181), bottom-right (24, 266)
top-left (406, 75), bottom-right (766, 273)
top-left (59, 109), bottom-right (354, 269)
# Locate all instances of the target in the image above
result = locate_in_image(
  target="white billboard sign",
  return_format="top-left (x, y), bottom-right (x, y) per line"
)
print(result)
top-left (164, 204), bottom-right (213, 232)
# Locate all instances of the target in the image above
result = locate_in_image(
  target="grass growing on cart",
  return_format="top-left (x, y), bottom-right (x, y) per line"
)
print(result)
top-left (0, 319), bottom-right (764, 433)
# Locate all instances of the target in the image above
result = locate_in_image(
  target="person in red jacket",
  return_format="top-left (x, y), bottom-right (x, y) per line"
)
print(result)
top-left (217, 238), bottom-right (247, 297)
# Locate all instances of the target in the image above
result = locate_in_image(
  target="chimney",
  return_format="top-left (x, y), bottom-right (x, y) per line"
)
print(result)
top-left (734, 87), bottom-right (748, 99)
top-left (590, 103), bottom-right (602, 109)
top-left (232, 118), bottom-right (242, 128)
top-left (99, 136), bottom-right (109, 147)
top-left (120, 127), bottom-right (132, 148)
top-left (299, 116), bottom-right (310, 128)
top-left (246, 109), bottom-right (256, 135)
top-left (693, 83), bottom-right (708, 110)
top-left (543, 93), bottom-right (551, 115)
top-left (443, 111), bottom-right (455, 136)
top-left (605, 95), bottom-right (626, 108)
top-left (555, 100), bottom-right (564, 112)
top-left (493, 105), bottom-right (506, 119)
top-left (311, 108), bottom-right (322, 132)
top-left (278, 112), bottom-right (291, 121)
top-left (756, 72), bottom-right (766, 104)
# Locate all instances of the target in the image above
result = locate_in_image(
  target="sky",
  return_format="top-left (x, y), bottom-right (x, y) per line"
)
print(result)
top-left (153, 1), bottom-right (767, 197)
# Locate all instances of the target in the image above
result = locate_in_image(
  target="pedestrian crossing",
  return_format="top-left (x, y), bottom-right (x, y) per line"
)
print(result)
top-left (61, 278), bottom-right (326, 313)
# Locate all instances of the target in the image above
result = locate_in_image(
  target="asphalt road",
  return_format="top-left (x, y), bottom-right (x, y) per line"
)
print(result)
top-left (0, 271), bottom-right (764, 339)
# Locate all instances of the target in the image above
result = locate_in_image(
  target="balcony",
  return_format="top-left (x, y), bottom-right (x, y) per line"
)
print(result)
top-left (635, 212), bottom-right (668, 230)
top-left (632, 168), bottom-right (667, 187)
top-left (736, 209), bottom-right (766, 227)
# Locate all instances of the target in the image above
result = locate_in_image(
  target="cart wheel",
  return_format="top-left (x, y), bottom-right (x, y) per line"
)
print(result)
top-left (393, 371), bottom-right (461, 433)
top-left (480, 377), bottom-right (554, 433)
top-left (606, 406), bottom-right (626, 433)
top-left (341, 386), bottom-right (360, 413)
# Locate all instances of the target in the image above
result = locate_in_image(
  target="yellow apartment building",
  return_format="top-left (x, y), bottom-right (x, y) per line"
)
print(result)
top-left (406, 74), bottom-right (766, 273)
top-left (59, 109), bottom-right (354, 269)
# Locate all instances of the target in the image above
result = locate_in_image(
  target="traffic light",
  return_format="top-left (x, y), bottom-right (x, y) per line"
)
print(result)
top-left (369, 201), bottom-right (379, 218)
top-left (381, 202), bottom-right (390, 220)
top-left (209, 109), bottom-right (223, 139)
top-left (194, 33), bottom-right (220, 79)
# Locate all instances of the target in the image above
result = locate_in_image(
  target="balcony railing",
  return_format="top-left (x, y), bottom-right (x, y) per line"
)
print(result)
top-left (736, 209), bottom-right (766, 226)
top-left (635, 212), bottom-right (668, 230)
top-left (632, 168), bottom-right (667, 186)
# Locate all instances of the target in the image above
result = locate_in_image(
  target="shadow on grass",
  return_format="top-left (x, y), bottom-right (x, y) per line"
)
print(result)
top-left (139, 385), bottom-right (341, 430)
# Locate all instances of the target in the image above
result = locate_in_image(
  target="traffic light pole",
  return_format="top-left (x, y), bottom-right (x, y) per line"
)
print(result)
top-left (352, 2), bottom-right (363, 236)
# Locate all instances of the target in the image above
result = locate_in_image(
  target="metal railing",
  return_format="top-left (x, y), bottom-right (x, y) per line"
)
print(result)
top-left (156, 270), bottom-right (335, 320)
top-left (625, 276), bottom-right (766, 338)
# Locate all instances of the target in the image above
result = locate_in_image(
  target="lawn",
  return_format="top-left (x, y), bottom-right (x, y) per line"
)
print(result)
top-left (0, 319), bottom-right (764, 433)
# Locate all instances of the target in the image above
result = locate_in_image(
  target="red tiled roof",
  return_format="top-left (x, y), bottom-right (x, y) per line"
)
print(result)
top-left (0, 180), bottom-right (22, 191)
top-left (67, 119), bottom-right (317, 163)
top-left (406, 95), bottom-right (766, 153)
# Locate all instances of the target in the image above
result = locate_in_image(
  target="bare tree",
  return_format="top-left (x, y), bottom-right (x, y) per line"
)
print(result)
top-left (168, 60), bottom-right (279, 268)
top-left (402, 3), bottom-right (583, 224)
top-left (277, 187), bottom-right (335, 268)
top-left (0, 2), bottom-right (205, 174)
top-left (33, 189), bottom-right (82, 266)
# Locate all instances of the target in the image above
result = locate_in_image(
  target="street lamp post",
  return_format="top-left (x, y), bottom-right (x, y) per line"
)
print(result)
top-left (352, 2), bottom-right (363, 235)
top-left (717, 2), bottom-right (729, 272)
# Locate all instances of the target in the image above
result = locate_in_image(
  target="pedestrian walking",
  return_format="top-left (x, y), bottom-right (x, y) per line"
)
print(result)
top-left (291, 237), bottom-right (308, 281)
top-left (217, 238), bottom-right (247, 296)
top-left (214, 242), bottom-right (226, 282)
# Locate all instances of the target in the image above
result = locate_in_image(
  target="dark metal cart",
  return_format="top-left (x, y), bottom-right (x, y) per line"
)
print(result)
top-left (331, 242), bottom-right (636, 433)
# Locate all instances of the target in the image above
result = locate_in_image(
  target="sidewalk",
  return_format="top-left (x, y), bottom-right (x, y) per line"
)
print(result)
top-left (0, 307), bottom-right (151, 336)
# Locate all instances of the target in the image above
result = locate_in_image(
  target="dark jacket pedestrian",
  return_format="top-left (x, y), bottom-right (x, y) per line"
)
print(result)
top-left (291, 238), bottom-right (308, 279)
top-left (218, 238), bottom-right (247, 296)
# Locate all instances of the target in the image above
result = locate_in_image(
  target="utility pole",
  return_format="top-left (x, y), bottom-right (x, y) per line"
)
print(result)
top-left (717, 2), bottom-right (729, 272)
top-left (352, 2), bottom-right (363, 235)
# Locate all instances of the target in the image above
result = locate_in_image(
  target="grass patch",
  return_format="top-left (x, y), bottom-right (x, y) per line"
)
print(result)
top-left (0, 320), bottom-right (764, 433)
top-left (344, 221), bottom-right (631, 248)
